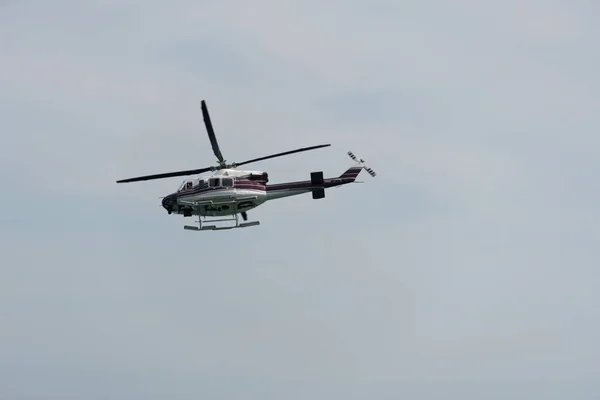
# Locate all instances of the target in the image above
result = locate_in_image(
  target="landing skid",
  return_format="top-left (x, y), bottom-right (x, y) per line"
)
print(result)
top-left (184, 213), bottom-right (260, 231)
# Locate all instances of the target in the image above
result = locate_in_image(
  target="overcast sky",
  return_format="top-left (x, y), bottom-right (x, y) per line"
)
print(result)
top-left (1, 1), bottom-right (599, 399)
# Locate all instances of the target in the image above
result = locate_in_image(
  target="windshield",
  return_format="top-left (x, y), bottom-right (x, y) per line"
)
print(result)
top-left (177, 179), bottom-right (194, 192)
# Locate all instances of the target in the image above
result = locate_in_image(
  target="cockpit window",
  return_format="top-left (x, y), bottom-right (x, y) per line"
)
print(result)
top-left (178, 180), bottom-right (194, 192)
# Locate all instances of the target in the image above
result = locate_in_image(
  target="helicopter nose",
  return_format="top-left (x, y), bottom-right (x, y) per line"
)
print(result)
top-left (162, 194), bottom-right (175, 213)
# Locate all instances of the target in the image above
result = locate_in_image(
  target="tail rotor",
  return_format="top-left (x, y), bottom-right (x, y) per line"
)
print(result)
top-left (347, 151), bottom-right (376, 177)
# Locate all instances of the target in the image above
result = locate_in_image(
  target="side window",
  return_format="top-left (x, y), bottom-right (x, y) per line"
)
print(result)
top-left (222, 178), bottom-right (233, 187)
top-left (209, 178), bottom-right (220, 187)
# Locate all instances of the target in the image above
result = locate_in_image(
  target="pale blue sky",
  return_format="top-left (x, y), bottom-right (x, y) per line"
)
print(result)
top-left (1, 1), bottom-right (599, 399)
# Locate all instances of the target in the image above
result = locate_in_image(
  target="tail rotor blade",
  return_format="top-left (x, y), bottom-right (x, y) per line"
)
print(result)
top-left (346, 150), bottom-right (376, 178)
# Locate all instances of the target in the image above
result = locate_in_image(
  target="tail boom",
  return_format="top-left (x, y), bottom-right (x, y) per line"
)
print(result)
top-left (264, 150), bottom-right (374, 201)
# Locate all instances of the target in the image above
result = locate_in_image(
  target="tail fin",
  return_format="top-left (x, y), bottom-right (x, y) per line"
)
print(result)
top-left (339, 166), bottom-right (363, 180)
top-left (340, 151), bottom-right (376, 179)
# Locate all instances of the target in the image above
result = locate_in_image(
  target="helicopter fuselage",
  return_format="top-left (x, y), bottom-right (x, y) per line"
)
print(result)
top-left (161, 167), bottom-right (362, 217)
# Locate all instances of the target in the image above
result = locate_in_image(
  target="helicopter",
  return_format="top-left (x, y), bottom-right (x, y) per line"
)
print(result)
top-left (116, 100), bottom-right (376, 231)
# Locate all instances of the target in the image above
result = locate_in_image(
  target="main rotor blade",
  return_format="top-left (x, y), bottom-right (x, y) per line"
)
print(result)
top-left (234, 144), bottom-right (331, 167)
top-left (201, 100), bottom-right (224, 163)
top-left (116, 166), bottom-right (213, 183)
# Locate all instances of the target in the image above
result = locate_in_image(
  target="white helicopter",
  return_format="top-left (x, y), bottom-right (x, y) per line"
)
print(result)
top-left (116, 100), bottom-right (376, 231)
